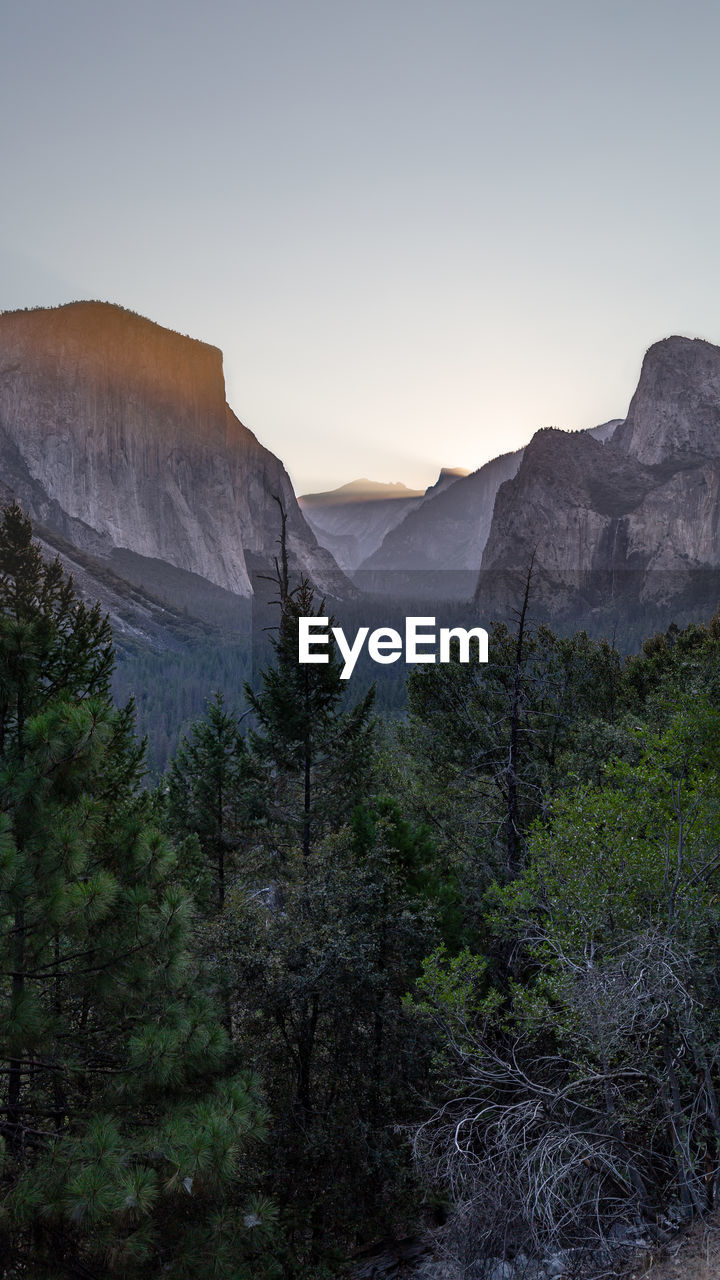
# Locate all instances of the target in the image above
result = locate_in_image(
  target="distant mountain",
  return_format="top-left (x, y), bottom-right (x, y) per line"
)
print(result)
top-left (479, 338), bottom-right (720, 624)
top-left (423, 466), bottom-right (472, 497)
top-left (300, 471), bottom-right (472, 572)
top-left (6, 305), bottom-right (717, 649)
top-left (356, 451), bottom-right (523, 596)
top-left (0, 302), bottom-right (351, 643)
top-left (301, 478), bottom-right (426, 506)
top-left (300, 478), bottom-right (434, 571)
top-left (356, 425), bottom-right (620, 597)
top-left (590, 419), bottom-right (623, 445)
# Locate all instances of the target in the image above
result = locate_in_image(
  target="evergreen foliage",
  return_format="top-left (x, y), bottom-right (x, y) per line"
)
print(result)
top-left (113, 640), bottom-right (252, 777)
top-left (216, 815), bottom-right (437, 1264)
top-left (246, 572), bottom-right (376, 860)
top-left (0, 505), bottom-right (271, 1278)
top-left (408, 611), bottom-right (720, 1272)
top-left (15, 486), bottom-right (720, 1274)
top-left (396, 617), bottom-right (634, 904)
top-left (166, 529), bottom-right (438, 1265)
top-left (166, 692), bottom-right (262, 910)
top-left (234, 565), bottom-right (434, 1258)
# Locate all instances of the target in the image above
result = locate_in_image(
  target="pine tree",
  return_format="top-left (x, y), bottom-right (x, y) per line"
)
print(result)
top-left (166, 692), bottom-right (261, 910)
top-left (0, 500), bottom-right (115, 751)
top-left (246, 571), bottom-right (375, 860)
top-left (213, 519), bottom-right (434, 1259)
top-left (399, 612), bottom-right (629, 892)
top-left (216, 807), bottom-right (437, 1259)
top-left (0, 506), bottom-right (272, 1277)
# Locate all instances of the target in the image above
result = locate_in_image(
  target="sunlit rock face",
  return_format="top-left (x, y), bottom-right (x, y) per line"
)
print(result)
top-left (0, 302), bottom-right (348, 602)
top-left (480, 337), bottom-right (720, 618)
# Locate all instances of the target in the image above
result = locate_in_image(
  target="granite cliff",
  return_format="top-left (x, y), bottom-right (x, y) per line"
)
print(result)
top-left (479, 337), bottom-right (720, 621)
top-left (0, 303), bottom-right (350, 639)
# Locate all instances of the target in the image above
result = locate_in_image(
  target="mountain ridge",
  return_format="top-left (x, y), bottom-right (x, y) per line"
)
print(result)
top-left (299, 468), bottom-right (472, 572)
top-left (479, 337), bottom-right (720, 619)
top-left (355, 423), bottom-right (620, 596)
top-left (300, 478), bottom-right (426, 505)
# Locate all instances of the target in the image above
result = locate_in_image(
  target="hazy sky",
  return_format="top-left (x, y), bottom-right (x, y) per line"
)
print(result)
top-left (2, 0), bottom-right (720, 493)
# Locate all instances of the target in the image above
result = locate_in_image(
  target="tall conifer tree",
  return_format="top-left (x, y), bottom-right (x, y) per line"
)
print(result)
top-left (246, 566), bottom-right (375, 860)
top-left (167, 692), bottom-right (261, 909)
top-left (0, 506), bottom-right (271, 1277)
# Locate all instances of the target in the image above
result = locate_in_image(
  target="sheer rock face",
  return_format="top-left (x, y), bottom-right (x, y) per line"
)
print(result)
top-left (615, 336), bottom-right (720, 465)
top-left (0, 302), bottom-right (349, 604)
top-left (480, 337), bottom-right (720, 614)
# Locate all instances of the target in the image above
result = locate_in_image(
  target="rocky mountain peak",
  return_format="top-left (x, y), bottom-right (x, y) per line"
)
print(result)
top-left (615, 335), bottom-right (720, 466)
top-left (299, 478), bottom-right (424, 507)
top-left (424, 466), bottom-right (471, 498)
top-left (479, 334), bottom-right (720, 621)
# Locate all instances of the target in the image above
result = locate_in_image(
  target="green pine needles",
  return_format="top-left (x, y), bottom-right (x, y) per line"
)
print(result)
top-left (246, 573), bottom-right (376, 861)
top-left (0, 505), bottom-right (272, 1278)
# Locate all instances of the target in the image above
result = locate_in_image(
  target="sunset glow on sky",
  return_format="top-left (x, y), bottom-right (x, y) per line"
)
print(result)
top-left (3, 0), bottom-right (720, 493)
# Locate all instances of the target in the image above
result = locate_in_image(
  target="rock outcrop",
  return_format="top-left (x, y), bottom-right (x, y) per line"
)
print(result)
top-left (614, 336), bottom-right (720, 465)
top-left (0, 303), bottom-right (350, 636)
top-left (422, 467), bottom-right (472, 498)
top-left (479, 337), bottom-right (720, 621)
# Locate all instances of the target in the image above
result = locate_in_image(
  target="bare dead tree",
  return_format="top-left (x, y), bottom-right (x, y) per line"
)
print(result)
top-left (413, 923), bottom-right (720, 1274)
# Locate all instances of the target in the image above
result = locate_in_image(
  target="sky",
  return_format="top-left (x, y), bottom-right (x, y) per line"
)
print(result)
top-left (2, 0), bottom-right (720, 494)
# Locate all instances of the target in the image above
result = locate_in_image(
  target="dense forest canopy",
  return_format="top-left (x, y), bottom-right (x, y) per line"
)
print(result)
top-left (3, 502), bottom-right (720, 1278)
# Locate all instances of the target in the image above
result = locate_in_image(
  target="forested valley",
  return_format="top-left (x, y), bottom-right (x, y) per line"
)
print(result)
top-left (3, 501), bottom-right (720, 1278)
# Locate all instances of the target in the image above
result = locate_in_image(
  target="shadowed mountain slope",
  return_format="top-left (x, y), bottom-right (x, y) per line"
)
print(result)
top-left (480, 337), bottom-right (720, 622)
